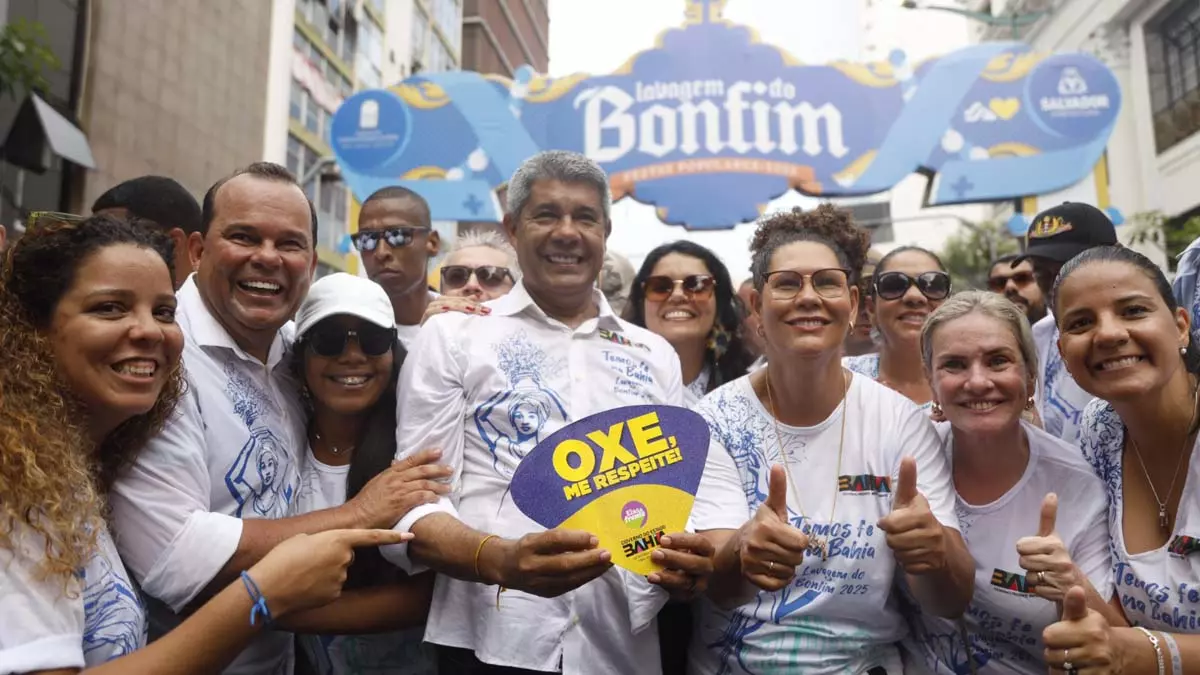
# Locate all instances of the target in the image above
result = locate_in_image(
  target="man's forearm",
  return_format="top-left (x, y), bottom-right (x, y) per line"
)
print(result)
top-left (409, 513), bottom-right (507, 584)
top-left (277, 573), bottom-right (435, 635)
top-left (907, 527), bottom-right (974, 618)
top-left (191, 506), bottom-right (364, 606)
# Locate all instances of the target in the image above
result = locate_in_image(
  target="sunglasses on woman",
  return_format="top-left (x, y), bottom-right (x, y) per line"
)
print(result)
top-left (642, 274), bottom-right (716, 302)
top-left (350, 226), bottom-right (429, 253)
top-left (306, 323), bottom-right (397, 357)
top-left (873, 271), bottom-right (952, 301)
top-left (441, 265), bottom-right (512, 290)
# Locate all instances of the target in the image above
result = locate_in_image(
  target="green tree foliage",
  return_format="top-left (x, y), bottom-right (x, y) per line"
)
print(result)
top-left (0, 19), bottom-right (60, 102)
top-left (1126, 210), bottom-right (1200, 271)
top-left (938, 220), bottom-right (1020, 291)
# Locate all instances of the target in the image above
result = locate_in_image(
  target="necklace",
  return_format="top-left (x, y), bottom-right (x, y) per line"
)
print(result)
top-left (1126, 381), bottom-right (1200, 532)
top-left (313, 429), bottom-right (354, 456)
top-left (765, 368), bottom-right (849, 561)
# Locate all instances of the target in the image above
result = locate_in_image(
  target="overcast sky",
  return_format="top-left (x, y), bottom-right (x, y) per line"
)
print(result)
top-left (546, 0), bottom-right (865, 281)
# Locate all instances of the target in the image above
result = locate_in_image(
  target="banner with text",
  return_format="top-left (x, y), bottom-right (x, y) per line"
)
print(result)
top-left (331, 0), bottom-right (1121, 229)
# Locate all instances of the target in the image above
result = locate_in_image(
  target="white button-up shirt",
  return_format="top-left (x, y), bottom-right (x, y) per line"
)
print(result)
top-left (109, 276), bottom-right (307, 675)
top-left (384, 281), bottom-right (746, 674)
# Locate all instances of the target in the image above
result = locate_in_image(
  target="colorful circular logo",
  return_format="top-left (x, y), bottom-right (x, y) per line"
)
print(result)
top-left (621, 501), bottom-right (648, 529)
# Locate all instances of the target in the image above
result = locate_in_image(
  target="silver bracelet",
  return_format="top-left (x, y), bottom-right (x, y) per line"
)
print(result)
top-left (1135, 626), bottom-right (1165, 675)
top-left (1161, 631), bottom-right (1183, 675)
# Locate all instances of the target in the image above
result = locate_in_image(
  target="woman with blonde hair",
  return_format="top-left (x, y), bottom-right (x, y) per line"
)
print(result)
top-left (0, 214), bottom-right (402, 673)
top-left (902, 290), bottom-right (1115, 674)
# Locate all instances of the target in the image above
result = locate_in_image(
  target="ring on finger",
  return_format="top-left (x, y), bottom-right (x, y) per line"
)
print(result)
top-left (768, 561), bottom-right (776, 573)
top-left (1037, 571), bottom-right (1046, 585)
top-left (1062, 648), bottom-right (1073, 672)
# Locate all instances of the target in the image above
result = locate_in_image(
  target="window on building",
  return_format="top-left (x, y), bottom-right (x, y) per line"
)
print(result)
top-left (289, 79), bottom-right (304, 121)
top-left (412, 6), bottom-right (429, 63)
top-left (432, 0), bottom-right (462, 54)
top-left (317, 179), bottom-right (348, 252)
top-left (1146, 0), bottom-right (1200, 153)
top-left (339, 16), bottom-right (358, 64)
top-left (305, 95), bottom-right (321, 135)
top-left (286, 135), bottom-right (304, 177)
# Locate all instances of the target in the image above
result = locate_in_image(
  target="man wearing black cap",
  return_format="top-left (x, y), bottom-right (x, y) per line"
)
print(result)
top-left (1017, 201), bottom-right (1119, 443)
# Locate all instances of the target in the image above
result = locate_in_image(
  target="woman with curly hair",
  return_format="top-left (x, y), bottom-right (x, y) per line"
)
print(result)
top-left (689, 204), bottom-right (974, 674)
top-left (0, 214), bottom-right (404, 674)
top-left (624, 240), bottom-right (756, 406)
top-left (843, 246), bottom-right (952, 408)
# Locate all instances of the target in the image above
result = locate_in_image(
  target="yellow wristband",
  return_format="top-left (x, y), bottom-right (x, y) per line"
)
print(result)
top-left (474, 534), bottom-right (499, 581)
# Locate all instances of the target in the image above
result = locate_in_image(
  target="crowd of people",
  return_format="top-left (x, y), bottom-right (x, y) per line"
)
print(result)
top-left (1, 148), bottom-right (1198, 675)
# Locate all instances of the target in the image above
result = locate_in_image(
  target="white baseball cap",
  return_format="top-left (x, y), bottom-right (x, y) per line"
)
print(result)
top-left (295, 273), bottom-right (395, 337)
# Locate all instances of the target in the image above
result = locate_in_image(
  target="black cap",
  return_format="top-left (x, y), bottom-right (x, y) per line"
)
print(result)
top-left (1014, 202), bottom-right (1118, 266)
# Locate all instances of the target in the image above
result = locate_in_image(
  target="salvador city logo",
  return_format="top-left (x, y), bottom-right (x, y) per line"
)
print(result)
top-left (330, 0), bottom-right (1122, 230)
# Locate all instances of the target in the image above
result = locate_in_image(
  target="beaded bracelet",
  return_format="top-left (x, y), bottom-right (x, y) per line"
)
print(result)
top-left (240, 571), bottom-right (273, 627)
top-left (1161, 631), bottom-right (1183, 675)
top-left (1135, 626), bottom-right (1165, 675)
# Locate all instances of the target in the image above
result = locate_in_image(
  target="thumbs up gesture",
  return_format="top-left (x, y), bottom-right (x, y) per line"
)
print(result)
top-left (1042, 587), bottom-right (1118, 673)
top-left (878, 457), bottom-right (947, 574)
top-left (1016, 493), bottom-right (1084, 602)
top-left (736, 465), bottom-right (810, 592)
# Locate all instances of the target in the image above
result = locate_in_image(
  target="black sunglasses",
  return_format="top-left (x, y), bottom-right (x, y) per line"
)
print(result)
top-left (307, 324), bottom-right (397, 357)
top-left (351, 227), bottom-right (429, 253)
top-left (873, 271), bottom-right (952, 301)
top-left (441, 265), bottom-right (512, 290)
top-left (987, 270), bottom-right (1036, 292)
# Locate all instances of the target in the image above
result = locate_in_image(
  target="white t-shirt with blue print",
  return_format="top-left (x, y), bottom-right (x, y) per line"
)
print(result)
top-left (1031, 314), bottom-right (1093, 445)
top-left (688, 373), bottom-right (959, 675)
top-left (294, 448), bottom-right (436, 675)
top-left (1080, 399), bottom-right (1200, 633)
top-left (901, 421), bottom-right (1112, 675)
top-left (842, 353), bottom-right (933, 412)
top-left (0, 522), bottom-right (146, 671)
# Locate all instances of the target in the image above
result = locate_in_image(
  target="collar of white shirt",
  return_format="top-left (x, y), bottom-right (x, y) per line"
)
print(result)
top-left (489, 279), bottom-right (623, 332)
top-left (177, 274), bottom-right (292, 370)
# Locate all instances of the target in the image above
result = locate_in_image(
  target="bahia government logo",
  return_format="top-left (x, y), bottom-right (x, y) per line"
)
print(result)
top-left (622, 501), bottom-right (649, 529)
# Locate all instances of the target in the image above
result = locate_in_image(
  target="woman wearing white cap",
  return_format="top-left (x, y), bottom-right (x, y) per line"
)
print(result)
top-left (290, 273), bottom-right (452, 675)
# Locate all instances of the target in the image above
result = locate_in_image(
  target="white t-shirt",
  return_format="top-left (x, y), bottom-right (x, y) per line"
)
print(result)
top-left (395, 322), bottom-right (422, 349)
top-left (293, 450), bottom-right (436, 675)
top-left (901, 421), bottom-right (1112, 675)
top-left (385, 281), bottom-right (748, 674)
top-left (109, 277), bottom-right (307, 675)
top-left (1080, 399), bottom-right (1200, 632)
top-left (688, 373), bottom-right (959, 675)
top-left (841, 353), bottom-right (933, 411)
top-left (1032, 314), bottom-right (1093, 444)
top-left (0, 522), bottom-right (146, 672)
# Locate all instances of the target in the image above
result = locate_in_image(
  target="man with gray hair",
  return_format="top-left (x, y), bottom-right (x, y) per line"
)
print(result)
top-left (438, 229), bottom-right (518, 301)
top-left (383, 150), bottom-right (745, 674)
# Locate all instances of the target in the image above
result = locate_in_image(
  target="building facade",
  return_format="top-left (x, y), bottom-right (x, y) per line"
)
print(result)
top-left (461, 0), bottom-right (548, 76)
top-left (961, 0), bottom-right (1192, 269)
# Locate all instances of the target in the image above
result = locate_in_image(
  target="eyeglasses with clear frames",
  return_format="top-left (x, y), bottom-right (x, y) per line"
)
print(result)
top-left (763, 268), bottom-right (852, 300)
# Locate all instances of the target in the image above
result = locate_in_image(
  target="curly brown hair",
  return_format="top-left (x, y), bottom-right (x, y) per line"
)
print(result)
top-left (0, 214), bottom-right (185, 583)
top-left (749, 204), bottom-right (871, 289)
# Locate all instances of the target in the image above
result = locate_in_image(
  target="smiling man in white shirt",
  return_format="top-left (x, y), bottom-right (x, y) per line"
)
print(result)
top-left (108, 163), bottom-right (444, 675)
top-left (385, 151), bottom-right (747, 674)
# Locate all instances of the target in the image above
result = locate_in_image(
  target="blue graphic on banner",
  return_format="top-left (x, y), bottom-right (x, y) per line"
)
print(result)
top-left (331, 0), bottom-right (1121, 229)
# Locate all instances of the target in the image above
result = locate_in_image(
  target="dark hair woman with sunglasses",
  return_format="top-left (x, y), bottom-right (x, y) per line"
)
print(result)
top-left (692, 205), bottom-right (973, 675)
top-left (289, 273), bottom-right (453, 674)
top-left (843, 246), bottom-right (952, 408)
top-left (626, 241), bottom-right (756, 406)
